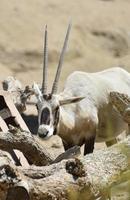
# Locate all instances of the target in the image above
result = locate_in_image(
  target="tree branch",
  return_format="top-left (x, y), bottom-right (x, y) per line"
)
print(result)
top-left (0, 127), bottom-right (53, 166)
top-left (0, 136), bottom-right (129, 200)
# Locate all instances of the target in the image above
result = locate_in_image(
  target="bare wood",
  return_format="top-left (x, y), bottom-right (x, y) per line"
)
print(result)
top-left (2, 76), bottom-right (34, 113)
top-left (27, 137), bottom-right (130, 200)
top-left (52, 145), bottom-right (81, 164)
top-left (0, 136), bottom-right (129, 200)
top-left (0, 126), bottom-right (53, 166)
top-left (110, 91), bottom-right (130, 131)
top-left (110, 91), bottom-right (130, 116)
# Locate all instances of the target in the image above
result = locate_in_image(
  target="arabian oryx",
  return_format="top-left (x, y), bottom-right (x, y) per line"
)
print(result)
top-left (33, 23), bottom-right (130, 155)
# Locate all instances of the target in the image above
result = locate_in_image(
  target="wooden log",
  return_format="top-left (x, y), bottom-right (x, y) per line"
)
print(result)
top-left (0, 136), bottom-right (129, 200)
top-left (0, 126), bottom-right (53, 166)
top-left (2, 76), bottom-right (34, 113)
top-left (23, 137), bottom-right (130, 200)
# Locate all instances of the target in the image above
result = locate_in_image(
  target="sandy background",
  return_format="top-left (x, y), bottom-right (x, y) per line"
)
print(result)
top-left (0, 0), bottom-right (130, 91)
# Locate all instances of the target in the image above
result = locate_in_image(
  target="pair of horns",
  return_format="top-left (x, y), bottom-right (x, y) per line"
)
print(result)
top-left (42, 23), bottom-right (71, 95)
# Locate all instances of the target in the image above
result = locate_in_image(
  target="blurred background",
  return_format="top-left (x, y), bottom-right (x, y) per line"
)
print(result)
top-left (0, 0), bottom-right (130, 92)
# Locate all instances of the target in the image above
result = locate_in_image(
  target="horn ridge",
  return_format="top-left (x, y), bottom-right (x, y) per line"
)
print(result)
top-left (51, 23), bottom-right (71, 94)
top-left (42, 25), bottom-right (48, 94)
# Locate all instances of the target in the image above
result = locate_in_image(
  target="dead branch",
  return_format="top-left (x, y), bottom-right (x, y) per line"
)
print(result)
top-left (0, 136), bottom-right (129, 200)
top-left (52, 145), bottom-right (81, 164)
top-left (2, 76), bottom-right (34, 113)
top-left (0, 126), bottom-right (53, 166)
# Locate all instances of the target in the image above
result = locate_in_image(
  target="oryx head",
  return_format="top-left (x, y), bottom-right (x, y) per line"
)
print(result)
top-left (34, 24), bottom-right (84, 139)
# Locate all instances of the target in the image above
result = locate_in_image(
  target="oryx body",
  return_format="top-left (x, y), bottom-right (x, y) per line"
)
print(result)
top-left (57, 67), bottom-right (130, 153)
top-left (34, 24), bottom-right (130, 154)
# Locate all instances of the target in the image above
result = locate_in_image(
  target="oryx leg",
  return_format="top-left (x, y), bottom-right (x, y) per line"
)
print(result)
top-left (84, 135), bottom-right (96, 155)
top-left (105, 138), bottom-right (117, 147)
top-left (62, 140), bottom-right (74, 151)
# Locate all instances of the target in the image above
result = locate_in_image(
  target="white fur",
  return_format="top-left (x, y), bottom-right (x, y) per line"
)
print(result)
top-left (33, 82), bottom-right (42, 102)
top-left (38, 124), bottom-right (54, 138)
top-left (57, 67), bottom-right (130, 146)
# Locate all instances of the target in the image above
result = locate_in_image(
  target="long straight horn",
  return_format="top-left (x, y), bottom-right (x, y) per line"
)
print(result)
top-left (42, 25), bottom-right (48, 94)
top-left (51, 23), bottom-right (71, 94)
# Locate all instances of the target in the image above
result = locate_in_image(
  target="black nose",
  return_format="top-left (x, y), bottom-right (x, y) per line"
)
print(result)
top-left (38, 129), bottom-right (49, 138)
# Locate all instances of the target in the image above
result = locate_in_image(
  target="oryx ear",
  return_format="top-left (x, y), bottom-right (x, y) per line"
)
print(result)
top-left (59, 96), bottom-right (85, 106)
top-left (33, 82), bottom-right (42, 101)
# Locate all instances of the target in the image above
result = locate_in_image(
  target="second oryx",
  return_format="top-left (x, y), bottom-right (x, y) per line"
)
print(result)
top-left (33, 24), bottom-right (130, 155)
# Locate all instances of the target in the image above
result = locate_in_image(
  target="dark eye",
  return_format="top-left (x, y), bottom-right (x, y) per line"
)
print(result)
top-left (40, 107), bottom-right (50, 125)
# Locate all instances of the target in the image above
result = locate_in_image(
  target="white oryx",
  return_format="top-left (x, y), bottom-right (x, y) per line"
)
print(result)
top-left (33, 24), bottom-right (130, 155)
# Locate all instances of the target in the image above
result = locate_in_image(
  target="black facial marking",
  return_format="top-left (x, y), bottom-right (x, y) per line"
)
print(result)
top-left (40, 107), bottom-right (50, 125)
top-left (53, 106), bottom-right (60, 134)
top-left (43, 94), bottom-right (52, 100)
top-left (36, 104), bottom-right (38, 111)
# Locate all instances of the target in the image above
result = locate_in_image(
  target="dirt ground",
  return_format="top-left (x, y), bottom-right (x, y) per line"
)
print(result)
top-left (0, 0), bottom-right (130, 151)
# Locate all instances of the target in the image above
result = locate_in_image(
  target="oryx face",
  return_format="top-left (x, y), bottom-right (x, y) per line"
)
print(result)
top-left (36, 94), bottom-right (60, 139)
top-left (35, 90), bottom-right (84, 139)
